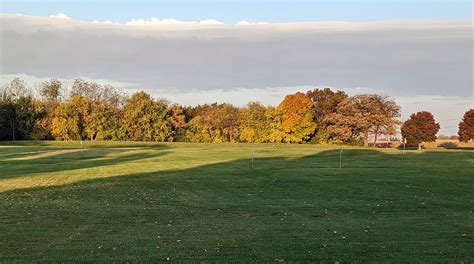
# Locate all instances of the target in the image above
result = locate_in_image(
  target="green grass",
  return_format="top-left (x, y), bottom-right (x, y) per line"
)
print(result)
top-left (0, 141), bottom-right (473, 262)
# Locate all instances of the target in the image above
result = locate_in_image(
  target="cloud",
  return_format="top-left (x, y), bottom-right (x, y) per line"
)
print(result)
top-left (49, 13), bottom-right (71, 20)
top-left (238, 20), bottom-right (269, 25)
top-left (92, 20), bottom-right (116, 24)
top-left (1, 13), bottom-right (472, 101)
top-left (126, 17), bottom-right (224, 26)
top-left (46, 13), bottom-right (264, 26)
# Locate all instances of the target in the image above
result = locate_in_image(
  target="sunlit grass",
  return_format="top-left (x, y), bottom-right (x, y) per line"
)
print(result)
top-left (0, 142), bottom-right (473, 262)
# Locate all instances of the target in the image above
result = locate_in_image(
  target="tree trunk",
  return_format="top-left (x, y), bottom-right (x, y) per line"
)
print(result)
top-left (372, 125), bottom-right (380, 146)
top-left (418, 143), bottom-right (422, 150)
top-left (8, 117), bottom-right (15, 141)
top-left (373, 130), bottom-right (379, 145)
top-left (364, 129), bottom-right (369, 147)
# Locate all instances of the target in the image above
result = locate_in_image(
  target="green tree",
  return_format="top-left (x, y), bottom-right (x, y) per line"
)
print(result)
top-left (122, 91), bottom-right (172, 141)
top-left (0, 92), bottom-right (17, 140)
top-left (401, 111), bottom-right (440, 150)
top-left (0, 78), bottom-right (39, 140)
top-left (85, 101), bottom-right (122, 140)
top-left (15, 96), bottom-right (40, 140)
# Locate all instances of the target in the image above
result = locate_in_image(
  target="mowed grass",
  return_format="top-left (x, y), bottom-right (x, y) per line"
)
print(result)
top-left (0, 142), bottom-right (473, 262)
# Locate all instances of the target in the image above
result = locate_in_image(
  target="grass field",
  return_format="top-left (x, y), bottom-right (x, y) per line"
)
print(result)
top-left (0, 141), bottom-right (473, 262)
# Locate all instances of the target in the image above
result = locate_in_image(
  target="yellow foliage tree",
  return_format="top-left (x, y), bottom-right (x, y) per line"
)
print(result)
top-left (278, 92), bottom-right (316, 143)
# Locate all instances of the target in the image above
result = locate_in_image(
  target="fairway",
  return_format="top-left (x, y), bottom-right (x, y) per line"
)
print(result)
top-left (0, 142), bottom-right (473, 262)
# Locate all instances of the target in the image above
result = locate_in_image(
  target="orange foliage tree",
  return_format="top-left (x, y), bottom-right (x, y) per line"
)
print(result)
top-left (278, 92), bottom-right (316, 143)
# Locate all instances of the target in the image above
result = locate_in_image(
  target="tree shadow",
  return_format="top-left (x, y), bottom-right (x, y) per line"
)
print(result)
top-left (0, 147), bottom-right (473, 262)
top-left (0, 144), bottom-right (170, 180)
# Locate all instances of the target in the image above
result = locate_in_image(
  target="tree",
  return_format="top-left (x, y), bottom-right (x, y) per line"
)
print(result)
top-left (15, 95), bottom-right (40, 140)
top-left (167, 104), bottom-right (187, 141)
top-left (306, 88), bottom-right (347, 123)
top-left (5, 77), bottom-right (30, 99)
top-left (122, 91), bottom-right (172, 141)
top-left (265, 106), bottom-right (285, 143)
top-left (85, 101), bottom-right (122, 140)
top-left (0, 92), bottom-right (17, 140)
top-left (51, 96), bottom-right (91, 140)
top-left (239, 102), bottom-right (271, 143)
top-left (0, 78), bottom-right (39, 140)
top-left (401, 111), bottom-right (440, 150)
top-left (217, 103), bottom-right (240, 142)
top-left (35, 79), bottom-right (63, 139)
top-left (306, 88), bottom-right (348, 143)
top-left (39, 79), bottom-right (62, 102)
top-left (185, 103), bottom-right (240, 143)
top-left (278, 92), bottom-right (316, 143)
top-left (458, 109), bottom-right (474, 142)
top-left (70, 79), bottom-right (122, 106)
top-left (325, 94), bottom-right (400, 146)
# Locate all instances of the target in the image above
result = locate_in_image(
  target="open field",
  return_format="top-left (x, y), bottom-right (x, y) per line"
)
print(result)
top-left (0, 141), bottom-right (473, 262)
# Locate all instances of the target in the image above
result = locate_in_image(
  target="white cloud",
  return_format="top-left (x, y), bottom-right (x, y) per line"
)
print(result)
top-left (49, 13), bottom-right (71, 20)
top-left (92, 19), bottom-right (116, 24)
top-left (31, 13), bottom-right (264, 26)
top-left (238, 20), bottom-right (269, 25)
top-left (125, 17), bottom-right (224, 26)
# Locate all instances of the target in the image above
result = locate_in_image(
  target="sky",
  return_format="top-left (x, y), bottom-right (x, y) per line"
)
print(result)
top-left (0, 0), bottom-right (473, 135)
top-left (1, 0), bottom-right (472, 23)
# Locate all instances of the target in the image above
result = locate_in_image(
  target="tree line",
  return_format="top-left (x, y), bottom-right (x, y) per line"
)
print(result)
top-left (1, 77), bottom-right (473, 147)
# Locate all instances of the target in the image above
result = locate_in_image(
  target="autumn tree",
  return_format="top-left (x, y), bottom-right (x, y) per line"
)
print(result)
top-left (278, 92), bottom-right (316, 143)
top-left (122, 91), bottom-right (172, 141)
top-left (167, 104), bottom-right (187, 141)
top-left (218, 103), bottom-right (240, 142)
top-left (185, 103), bottom-right (240, 143)
top-left (34, 79), bottom-right (64, 139)
top-left (325, 94), bottom-right (400, 146)
top-left (265, 106), bottom-right (285, 143)
top-left (401, 111), bottom-right (440, 150)
top-left (51, 95), bottom-right (91, 140)
top-left (458, 109), bottom-right (474, 142)
top-left (239, 102), bottom-right (270, 143)
top-left (306, 88), bottom-right (348, 142)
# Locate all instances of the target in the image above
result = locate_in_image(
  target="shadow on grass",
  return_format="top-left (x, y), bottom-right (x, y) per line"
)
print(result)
top-left (0, 147), bottom-right (473, 262)
top-left (0, 140), bottom-right (172, 149)
top-left (0, 144), bottom-right (170, 180)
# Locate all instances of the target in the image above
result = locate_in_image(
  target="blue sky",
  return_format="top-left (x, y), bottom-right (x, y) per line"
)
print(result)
top-left (1, 0), bottom-right (472, 23)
